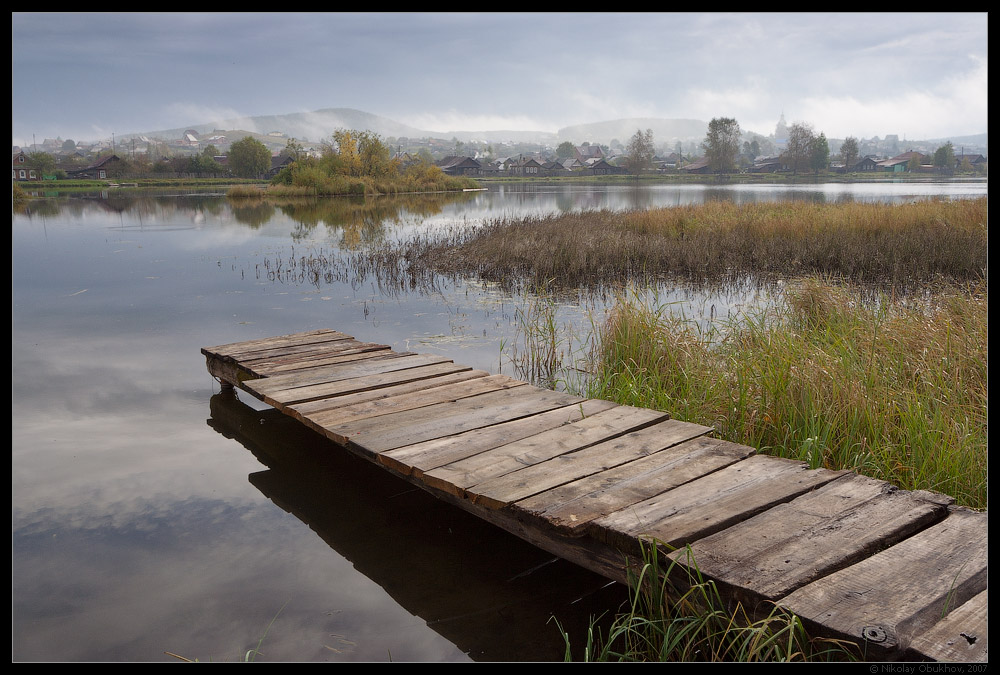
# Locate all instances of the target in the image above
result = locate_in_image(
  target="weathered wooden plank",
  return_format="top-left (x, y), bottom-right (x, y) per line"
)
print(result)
top-left (422, 406), bottom-right (671, 499)
top-left (671, 474), bottom-right (953, 601)
top-left (202, 329), bottom-right (352, 359)
top-left (778, 507), bottom-right (988, 659)
top-left (239, 337), bottom-right (386, 364)
top-left (303, 374), bottom-right (529, 429)
top-left (515, 435), bottom-right (753, 534)
top-left (591, 455), bottom-right (844, 551)
top-left (245, 352), bottom-right (436, 395)
top-left (250, 348), bottom-right (396, 378)
top-left (377, 399), bottom-right (620, 477)
top-left (343, 388), bottom-right (586, 456)
top-left (252, 361), bottom-right (476, 408)
top-left (232, 337), bottom-right (382, 366)
top-left (329, 386), bottom-right (567, 446)
top-left (249, 343), bottom-right (392, 376)
top-left (287, 369), bottom-right (492, 420)
top-left (904, 590), bottom-right (987, 662)
top-left (453, 418), bottom-right (714, 511)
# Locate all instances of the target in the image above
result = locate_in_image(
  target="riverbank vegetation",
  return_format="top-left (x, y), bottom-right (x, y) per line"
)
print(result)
top-left (581, 279), bottom-right (987, 509)
top-left (397, 198), bottom-right (987, 290)
top-left (232, 129), bottom-right (479, 198)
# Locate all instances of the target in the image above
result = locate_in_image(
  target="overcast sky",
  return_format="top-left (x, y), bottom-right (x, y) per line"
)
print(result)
top-left (12, 12), bottom-right (988, 146)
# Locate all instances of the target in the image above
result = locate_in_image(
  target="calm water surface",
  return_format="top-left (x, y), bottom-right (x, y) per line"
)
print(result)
top-left (12, 181), bottom-right (986, 661)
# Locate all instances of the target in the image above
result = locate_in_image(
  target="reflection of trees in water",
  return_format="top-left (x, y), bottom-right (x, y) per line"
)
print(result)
top-left (229, 201), bottom-right (276, 229)
top-left (273, 192), bottom-right (476, 248)
top-left (16, 191), bottom-right (235, 223)
top-left (14, 197), bottom-right (62, 218)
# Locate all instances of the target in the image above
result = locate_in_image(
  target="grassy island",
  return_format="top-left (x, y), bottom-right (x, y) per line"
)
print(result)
top-left (229, 129), bottom-right (479, 198)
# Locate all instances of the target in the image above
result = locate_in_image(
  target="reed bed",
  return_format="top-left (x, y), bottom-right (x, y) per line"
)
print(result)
top-left (225, 184), bottom-right (268, 199)
top-left (244, 167), bottom-right (479, 198)
top-left (406, 198), bottom-right (987, 289)
top-left (580, 279), bottom-right (987, 508)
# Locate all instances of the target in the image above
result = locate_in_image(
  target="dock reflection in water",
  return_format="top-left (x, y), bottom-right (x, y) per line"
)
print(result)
top-left (208, 390), bottom-right (627, 661)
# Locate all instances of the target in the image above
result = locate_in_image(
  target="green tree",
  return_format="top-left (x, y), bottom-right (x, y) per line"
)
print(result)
top-left (358, 131), bottom-right (396, 178)
top-left (810, 132), bottom-right (829, 175)
top-left (840, 136), bottom-right (859, 172)
top-left (556, 141), bottom-right (576, 159)
top-left (331, 129), bottom-right (396, 178)
top-left (61, 139), bottom-right (76, 154)
top-left (26, 152), bottom-right (57, 175)
top-left (416, 147), bottom-right (434, 165)
top-left (189, 145), bottom-right (224, 174)
top-left (933, 142), bottom-right (956, 171)
top-left (281, 138), bottom-right (304, 162)
top-left (702, 117), bottom-right (741, 173)
top-left (784, 123), bottom-right (815, 175)
top-left (228, 136), bottom-right (271, 178)
top-left (624, 128), bottom-right (655, 175)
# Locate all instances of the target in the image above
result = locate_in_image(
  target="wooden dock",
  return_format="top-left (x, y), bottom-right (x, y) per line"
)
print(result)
top-left (203, 328), bottom-right (987, 662)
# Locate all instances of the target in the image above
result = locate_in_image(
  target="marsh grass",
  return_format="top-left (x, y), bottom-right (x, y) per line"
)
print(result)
top-left (403, 198), bottom-right (987, 289)
top-left (226, 184), bottom-right (268, 199)
top-left (502, 286), bottom-right (593, 390)
top-left (558, 540), bottom-right (858, 662)
top-left (12, 182), bottom-right (29, 207)
top-left (581, 279), bottom-right (987, 508)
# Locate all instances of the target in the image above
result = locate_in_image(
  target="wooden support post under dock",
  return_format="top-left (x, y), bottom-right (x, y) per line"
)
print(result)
top-left (203, 328), bottom-right (987, 662)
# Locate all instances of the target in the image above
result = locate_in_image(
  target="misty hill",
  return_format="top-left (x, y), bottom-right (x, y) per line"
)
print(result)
top-left (135, 107), bottom-right (984, 153)
top-left (558, 118), bottom-right (710, 145)
top-left (140, 108), bottom-right (714, 147)
top-left (146, 108), bottom-right (430, 143)
top-left (442, 129), bottom-right (560, 144)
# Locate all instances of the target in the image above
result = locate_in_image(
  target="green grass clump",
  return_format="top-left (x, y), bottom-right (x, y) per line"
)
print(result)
top-left (12, 182), bottom-right (29, 207)
top-left (580, 280), bottom-right (987, 508)
top-left (558, 541), bottom-right (857, 662)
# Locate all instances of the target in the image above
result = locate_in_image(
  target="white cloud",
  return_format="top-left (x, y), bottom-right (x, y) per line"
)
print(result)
top-left (799, 54), bottom-right (987, 139)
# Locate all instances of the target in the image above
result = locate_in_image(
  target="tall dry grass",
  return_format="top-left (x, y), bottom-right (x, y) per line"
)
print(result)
top-left (409, 198), bottom-right (987, 288)
top-left (582, 280), bottom-right (987, 508)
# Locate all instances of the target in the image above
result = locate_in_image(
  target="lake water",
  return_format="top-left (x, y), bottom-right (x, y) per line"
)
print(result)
top-left (12, 180), bottom-right (986, 662)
